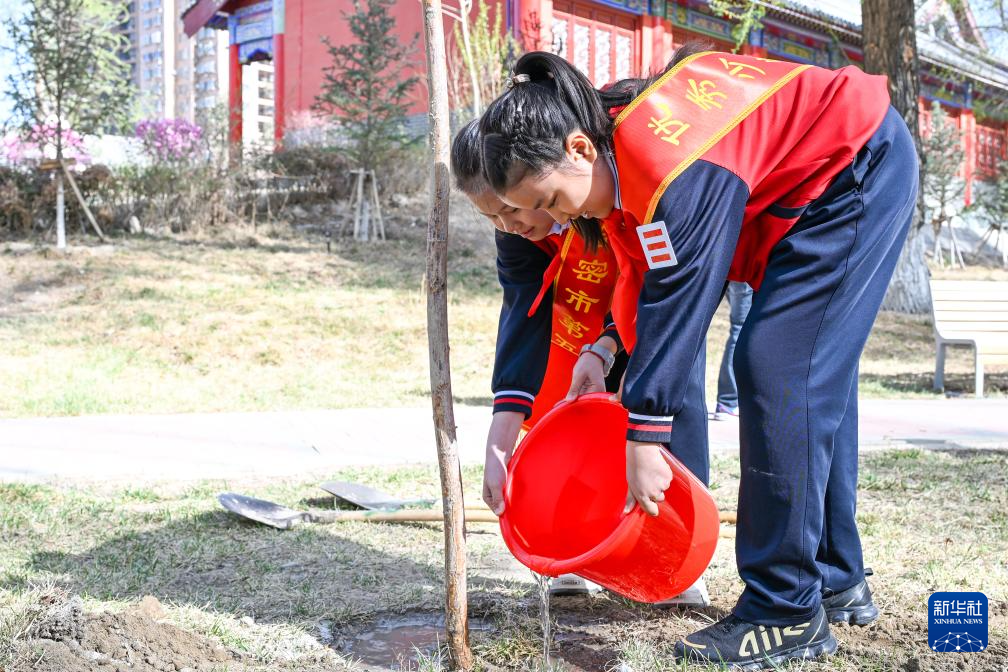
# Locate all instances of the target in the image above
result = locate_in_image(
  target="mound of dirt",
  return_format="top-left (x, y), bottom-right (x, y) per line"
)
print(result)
top-left (13, 595), bottom-right (238, 672)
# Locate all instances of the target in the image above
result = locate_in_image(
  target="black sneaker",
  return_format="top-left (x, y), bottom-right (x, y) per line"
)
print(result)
top-left (822, 579), bottom-right (879, 626)
top-left (674, 606), bottom-right (837, 671)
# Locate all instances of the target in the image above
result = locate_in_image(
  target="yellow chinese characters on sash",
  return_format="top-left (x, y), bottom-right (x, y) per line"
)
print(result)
top-left (612, 52), bottom-right (809, 226)
top-left (524, 228), bottom-right (617, 431)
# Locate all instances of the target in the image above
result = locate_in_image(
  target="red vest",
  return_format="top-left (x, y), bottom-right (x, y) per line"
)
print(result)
top-left (604, 51), bottom-right (889, 351)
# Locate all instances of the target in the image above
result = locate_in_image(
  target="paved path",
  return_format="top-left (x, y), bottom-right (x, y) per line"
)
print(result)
top-left (0, 399), bottom-right (1005, 482)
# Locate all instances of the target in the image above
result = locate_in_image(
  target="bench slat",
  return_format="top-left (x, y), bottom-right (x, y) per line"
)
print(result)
top-left (931, 326), bottom-right (1008, 336)
top-left (931, 293), bottom-right (1008, 299)
top-left (931, 300), bottom-right (1008, 312)
top-left (930, 294), bottom-right (1006, 299)
top-left (930, 280), bottom-right (1008, 290)
top-left (938, 335), bottom-right (1008, 352)
top-left (934, 312), bottom-right (1008, 323)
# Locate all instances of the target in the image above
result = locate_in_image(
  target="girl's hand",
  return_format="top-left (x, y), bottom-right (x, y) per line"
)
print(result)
top-left (624, 441), bottom-right (673, 517)
top-left (564, 352), bottom-right (607, 400)
top-left (565, 335), bottom-right (619, 401)
top-left (483, 411), bottom-right (524, 515)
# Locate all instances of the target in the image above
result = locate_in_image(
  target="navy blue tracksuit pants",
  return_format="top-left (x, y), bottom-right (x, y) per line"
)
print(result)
top-left (731, 107), bottom-right (917, 625)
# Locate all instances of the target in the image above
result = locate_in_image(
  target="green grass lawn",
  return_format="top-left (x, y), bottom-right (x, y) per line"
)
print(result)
top-left (1, 221), bottom-right (1004, 420)
top-left (1, 450), bottom-right (1005, 671)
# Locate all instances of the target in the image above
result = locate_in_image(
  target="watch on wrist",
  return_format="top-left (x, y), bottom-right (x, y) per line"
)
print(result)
top-left (580, 342), bottom-right (615, 376)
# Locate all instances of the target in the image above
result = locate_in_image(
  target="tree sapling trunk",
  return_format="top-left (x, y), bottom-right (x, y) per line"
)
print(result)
top-left (420, 0), bottom-right (473, 669)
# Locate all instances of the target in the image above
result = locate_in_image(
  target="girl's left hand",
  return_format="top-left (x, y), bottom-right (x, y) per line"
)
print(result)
top-left (624, 441), bottom-right (673, 517)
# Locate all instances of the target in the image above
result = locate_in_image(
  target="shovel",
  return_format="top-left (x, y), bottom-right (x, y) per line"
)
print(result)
top-left (218, 492), bottom-right (498, 530)
top-left (319, 479), bottom-right (490, 512)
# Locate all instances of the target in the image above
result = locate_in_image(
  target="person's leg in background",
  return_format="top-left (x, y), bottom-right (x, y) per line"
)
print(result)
top-left (714, 281), bottom-right (753, 420)
top-left (656, 344), bottom-right (711, 606)
top-left (669, 345), bottom-right (710, 485)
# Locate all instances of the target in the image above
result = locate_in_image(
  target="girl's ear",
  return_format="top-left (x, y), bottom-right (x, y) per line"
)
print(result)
top-left (565, 131), bottom-right (598, 165)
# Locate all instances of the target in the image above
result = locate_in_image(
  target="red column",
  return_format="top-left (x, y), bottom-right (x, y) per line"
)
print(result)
top-left (962, 107), bottom-right (976, 206)
top-left (641, 15), bottom-right (668, 73)
top-left (273, 33), bottom-right (285, 147)
top-left (228, 43), bottom-right (243, 151)
top-left (516, 0), bottom-right (548, 51)
top-left (741, 44), bottom-right (769, 57)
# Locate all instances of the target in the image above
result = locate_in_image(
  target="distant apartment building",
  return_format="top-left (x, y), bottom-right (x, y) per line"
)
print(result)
top-left (119, 0), bottom-right (234, 128)
top-left (242, 61), bottom-right (275, 147)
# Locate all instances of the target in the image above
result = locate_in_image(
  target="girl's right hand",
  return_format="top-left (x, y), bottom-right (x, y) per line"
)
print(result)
top-left (565, 335), bottom-right (619, 401)
top-left (564, 351), bottom-right (607, 400)
top-left (483, 411), bottom-right (524, 515)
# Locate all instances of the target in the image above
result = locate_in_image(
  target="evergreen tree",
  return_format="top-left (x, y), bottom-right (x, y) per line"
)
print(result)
top-left (972, 156), bottom-right (1008, 266)
top-left (315, 0), bottom-right (420, 174)
top-left (922, 102), bottom-right (967, 267)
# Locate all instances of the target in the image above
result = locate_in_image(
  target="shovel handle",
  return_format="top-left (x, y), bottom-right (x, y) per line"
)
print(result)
top-left (306, 509), bottom-right (499, 524)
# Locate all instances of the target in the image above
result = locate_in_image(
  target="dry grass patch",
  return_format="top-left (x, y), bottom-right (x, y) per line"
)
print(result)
top-left (2, 225), bottom-right (1005, 420)
top-left (0, 451), bottom-right (1004, 670)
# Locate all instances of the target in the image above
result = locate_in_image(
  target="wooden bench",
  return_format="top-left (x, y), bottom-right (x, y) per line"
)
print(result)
top-left (930, 279), bottom-right (1008, 397)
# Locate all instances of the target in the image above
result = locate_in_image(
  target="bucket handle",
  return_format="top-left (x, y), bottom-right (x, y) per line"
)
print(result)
top-left (552, 390), bottom-right (617, 409)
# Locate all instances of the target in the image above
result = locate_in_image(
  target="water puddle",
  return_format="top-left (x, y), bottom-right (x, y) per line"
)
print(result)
top-left (331, 612), bottom-right (488, 670)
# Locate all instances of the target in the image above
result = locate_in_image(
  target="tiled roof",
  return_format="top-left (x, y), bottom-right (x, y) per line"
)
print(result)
top-left (769, 0), bottom-right (1008, 91)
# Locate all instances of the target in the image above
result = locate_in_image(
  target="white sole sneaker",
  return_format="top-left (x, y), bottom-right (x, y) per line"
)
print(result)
top-left (652, 576), bottom-right (711, 608)
top-left (549, 573), bottom-right (604, 596)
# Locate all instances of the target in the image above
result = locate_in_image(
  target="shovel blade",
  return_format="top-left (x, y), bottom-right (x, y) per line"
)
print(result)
top-left (319, 480), bottom-right (435, 511)
top-left (218, 492), bottom-right (305, 530)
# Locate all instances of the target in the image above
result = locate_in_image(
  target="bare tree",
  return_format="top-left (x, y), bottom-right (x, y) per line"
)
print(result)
top-left (3, 0), bottom-right (133, 248)
top-left (420, 0), bottom-right (473, 669)
top-left (863, 0), bottom-right (931, 313)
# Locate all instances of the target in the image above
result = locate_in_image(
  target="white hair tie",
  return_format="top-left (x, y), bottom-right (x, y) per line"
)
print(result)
top-left (508, 73), bottom-right (532, 89)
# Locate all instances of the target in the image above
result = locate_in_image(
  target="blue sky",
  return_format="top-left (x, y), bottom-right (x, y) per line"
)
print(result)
top-left (0, 1), bottom-right (25, 125)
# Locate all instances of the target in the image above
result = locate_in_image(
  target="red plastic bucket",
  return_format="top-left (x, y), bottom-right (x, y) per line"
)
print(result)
top-left (499, 393), bottom-right (719, 603)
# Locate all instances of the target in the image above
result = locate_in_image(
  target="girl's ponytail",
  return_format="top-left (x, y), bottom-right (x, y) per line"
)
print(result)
top-left (479, 51), bottom-right (610, 194)
top-left (513, 52), bottom-right (612, 147)
top-left (480, 52), bottom-right (612, 250)
top-left (478, 43), bottom-right (709, 251)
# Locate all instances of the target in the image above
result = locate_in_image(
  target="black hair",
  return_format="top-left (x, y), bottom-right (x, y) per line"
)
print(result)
top-left (450, 120), bottom-right (488, 195)
top-left (479, 52), bottom-right (612, 194)
top-left (479, 42), bottom-right (711, 250)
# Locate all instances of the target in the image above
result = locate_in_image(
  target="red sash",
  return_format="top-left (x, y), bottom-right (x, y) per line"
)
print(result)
top-left (524, 228), bottom-right (617, 431)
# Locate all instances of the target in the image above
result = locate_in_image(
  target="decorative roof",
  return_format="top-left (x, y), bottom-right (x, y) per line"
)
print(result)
top-left (765, 0), bottom-right (1008, 92)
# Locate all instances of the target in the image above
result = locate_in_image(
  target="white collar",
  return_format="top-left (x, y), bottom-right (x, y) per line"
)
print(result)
top-left (549, 220), bottom-right (571, 236)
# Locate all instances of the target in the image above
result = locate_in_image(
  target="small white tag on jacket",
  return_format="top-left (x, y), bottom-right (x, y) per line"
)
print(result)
top-left (636, 221), bottom-right (678, 270)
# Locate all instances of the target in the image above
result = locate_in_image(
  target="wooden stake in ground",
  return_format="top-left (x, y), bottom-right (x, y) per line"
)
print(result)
top-left (420, 0), bottom-right (473, 669)
top-left (39, 158), bottom-right (107, 245)
top-left (61, 161), bottom-right (107, 242)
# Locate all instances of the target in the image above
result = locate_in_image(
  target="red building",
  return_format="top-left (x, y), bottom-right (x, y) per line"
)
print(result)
top-left (181, 0), bottom-right (1008, 198)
